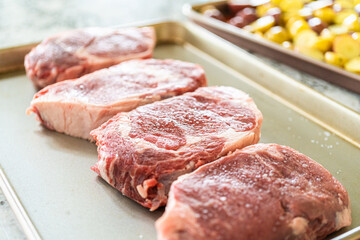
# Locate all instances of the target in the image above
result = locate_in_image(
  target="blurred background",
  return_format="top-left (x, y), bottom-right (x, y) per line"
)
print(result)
top-left (0, 0), bottom-right (207, 48)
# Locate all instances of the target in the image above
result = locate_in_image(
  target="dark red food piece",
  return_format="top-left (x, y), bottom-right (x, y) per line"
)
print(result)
top-left (156, 144), bottom-right (351, 240)
top-left (236, 7), bottom-right (258, 24)
top-left (228, 0), bottom-right (252, 13)
top-left (27, 59), bottom-right (207, 140)
top-left (308, 17), bottom-right (328, 34)
top-left (25, 27), bottom-right (155, 89)
top-left (203, 9), bottom-right (226, 21)
top-left (91, 86), bottom-right (263, 210)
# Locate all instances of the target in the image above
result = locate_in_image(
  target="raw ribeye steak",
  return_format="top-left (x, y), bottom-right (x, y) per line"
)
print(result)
top-left (156, 143), bottom-right (351, 240)
top-left (27, 59), bottom-right (206, 140)
top-left (91, 86), bottom-right (263, 210)
top-left (25, 27), bottom-right (155, 89)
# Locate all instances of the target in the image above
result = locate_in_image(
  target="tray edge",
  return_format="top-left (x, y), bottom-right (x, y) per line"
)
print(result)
top-left (0, 166), bottom-right (41, 240)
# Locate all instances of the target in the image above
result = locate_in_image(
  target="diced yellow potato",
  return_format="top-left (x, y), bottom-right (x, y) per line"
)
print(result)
top-left (285, 15), bottom-right (304, 29)
top-left (264, 26), bottom-right (290, 43)
top-left (312, 37), bottom-right (333, 52)
top-left (271, 0), bottom-right (284, 4)
top-left (342, 14), bottom-right (360, 31)
top-left (333, 34), bottom-right (360, 59)
top-left (324, 51), bottom-right (347, 67)
top-left (279, 0), bottom-right (303, 12)
top-left (334, 0), bottom-right (354, 9)
top-left (320, 28), bottom-right (336, 41)
top-left (289, 20), bottom-right (311, 37)
top-left (334, 10), bottom-right (357, 25)
top-left (256, 3), bottom-right (277, 17)
top-left (282, 41), bottom-right (293, 50)
top-left (293, 29), bottom-right (318, 48)
top-left (328, 25), bottom-right (349, 35)
top-left (351, 32), bottom-right (360, 44)
top-left (299, 7), bottom-right (313, 19)
top-left (345, 56), bottom-right (360, 72)
top-left (296, 46), bottom-right (324, 61)
top-left (251, 16), bottom-right (276, 32)
top-left (313, 7), bottom-right (336, 24)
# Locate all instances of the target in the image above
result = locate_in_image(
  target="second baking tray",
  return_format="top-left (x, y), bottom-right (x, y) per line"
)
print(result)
top-left (183, 1), bottom-right (360, 94)
top-left (0, 21), bottom-right (359, 240)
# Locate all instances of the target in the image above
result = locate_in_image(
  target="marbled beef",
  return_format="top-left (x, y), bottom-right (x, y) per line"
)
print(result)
top-left (156, 143), bottom-right (351, 240)
top-left (91, 86), bottom-right (263, 210)
top-left (25, 27), bottom-right (155, 89)
top-left (27, 59), bottom-right (206, 140)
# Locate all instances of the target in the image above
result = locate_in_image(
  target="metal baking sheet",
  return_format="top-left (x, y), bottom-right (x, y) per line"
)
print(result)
top-left (183, 1), bottom-right (360, 94)
top-left (0, 21), bottom-right (359, 240)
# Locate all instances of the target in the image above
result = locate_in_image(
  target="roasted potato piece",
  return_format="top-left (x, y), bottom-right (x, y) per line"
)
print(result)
top-left (251, 15), bottom-right (276, 32)
top-left (328, 25), bottom-right (349, 35)
top-left (313, 7), bottom-right (336, 23)
top-left (299, 7), bottom-right (314, 19)
top-left (334, 0), bottom-right (354, 9)
top-left (333, 34), bottom-right (360, 59)
top-left (342, 14), bottom-right (360, 31)
top-left (256, 3), bottom-right (277, 17)
top-left (293, 29), bottom-right (318, 48)
top-left (324, 51), bottom-right (347, 66)
top-left (296, 46), bottom-right (324, 61)
top-left (264, 26), bottom-right (290, 43)
top-left (279, 0), bottom-right (304, 12)
top-left (313, 37), bottom-right (333, 52)
top-left (288, 19), bottom-right (311, 37)
top-left (282, 41), bottom-right (293, 49)
top-left (321, 28), bottom-right (336, 41)
top-left (306, 0), bottom-right (333, 11)
top-left (334, 10), bottom-right (357, 24)
top-left (355, 3), bottom-right (360, 14)
top-left (345, 56), bottom-right (360, 72)
top-left (285, 15), bottom-right (304, 29)
top-left (351, 32), bottom-right (360, 44)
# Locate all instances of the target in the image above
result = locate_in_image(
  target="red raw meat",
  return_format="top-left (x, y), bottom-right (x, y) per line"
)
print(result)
top-left (91, 86), bottom-right (263, 210)
top-left (25, 27), bottom-right (155, 89)
top-left (27, 59), bottom-right (206, 140)
top-left (156, 143), bottom-right (351, 240)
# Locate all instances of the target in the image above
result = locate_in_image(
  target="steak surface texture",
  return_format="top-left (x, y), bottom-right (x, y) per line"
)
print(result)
top-left (27, 59), bottom-right (206, 140)
top-left (91, 86), bottom-right (263, 210)
top-left (25, 27), bottom-right (155, 89)
top-left (156, 143), bottom-right (351, 240)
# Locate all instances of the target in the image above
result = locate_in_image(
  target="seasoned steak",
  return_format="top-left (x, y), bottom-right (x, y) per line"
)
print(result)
top-left (27, 59), bottom-right (206, 140)
top-left (25, 27), bottom-right (155, 89)
top-left (156, 143), bottom-right (351, 240)
top-left (91, 86), bottom-right (263, 210)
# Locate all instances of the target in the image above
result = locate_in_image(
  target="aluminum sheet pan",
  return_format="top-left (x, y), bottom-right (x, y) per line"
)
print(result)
top-left (183, 1), bottom-right (360, 94)
top-left (0, 21), bottom-right (359, 240)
